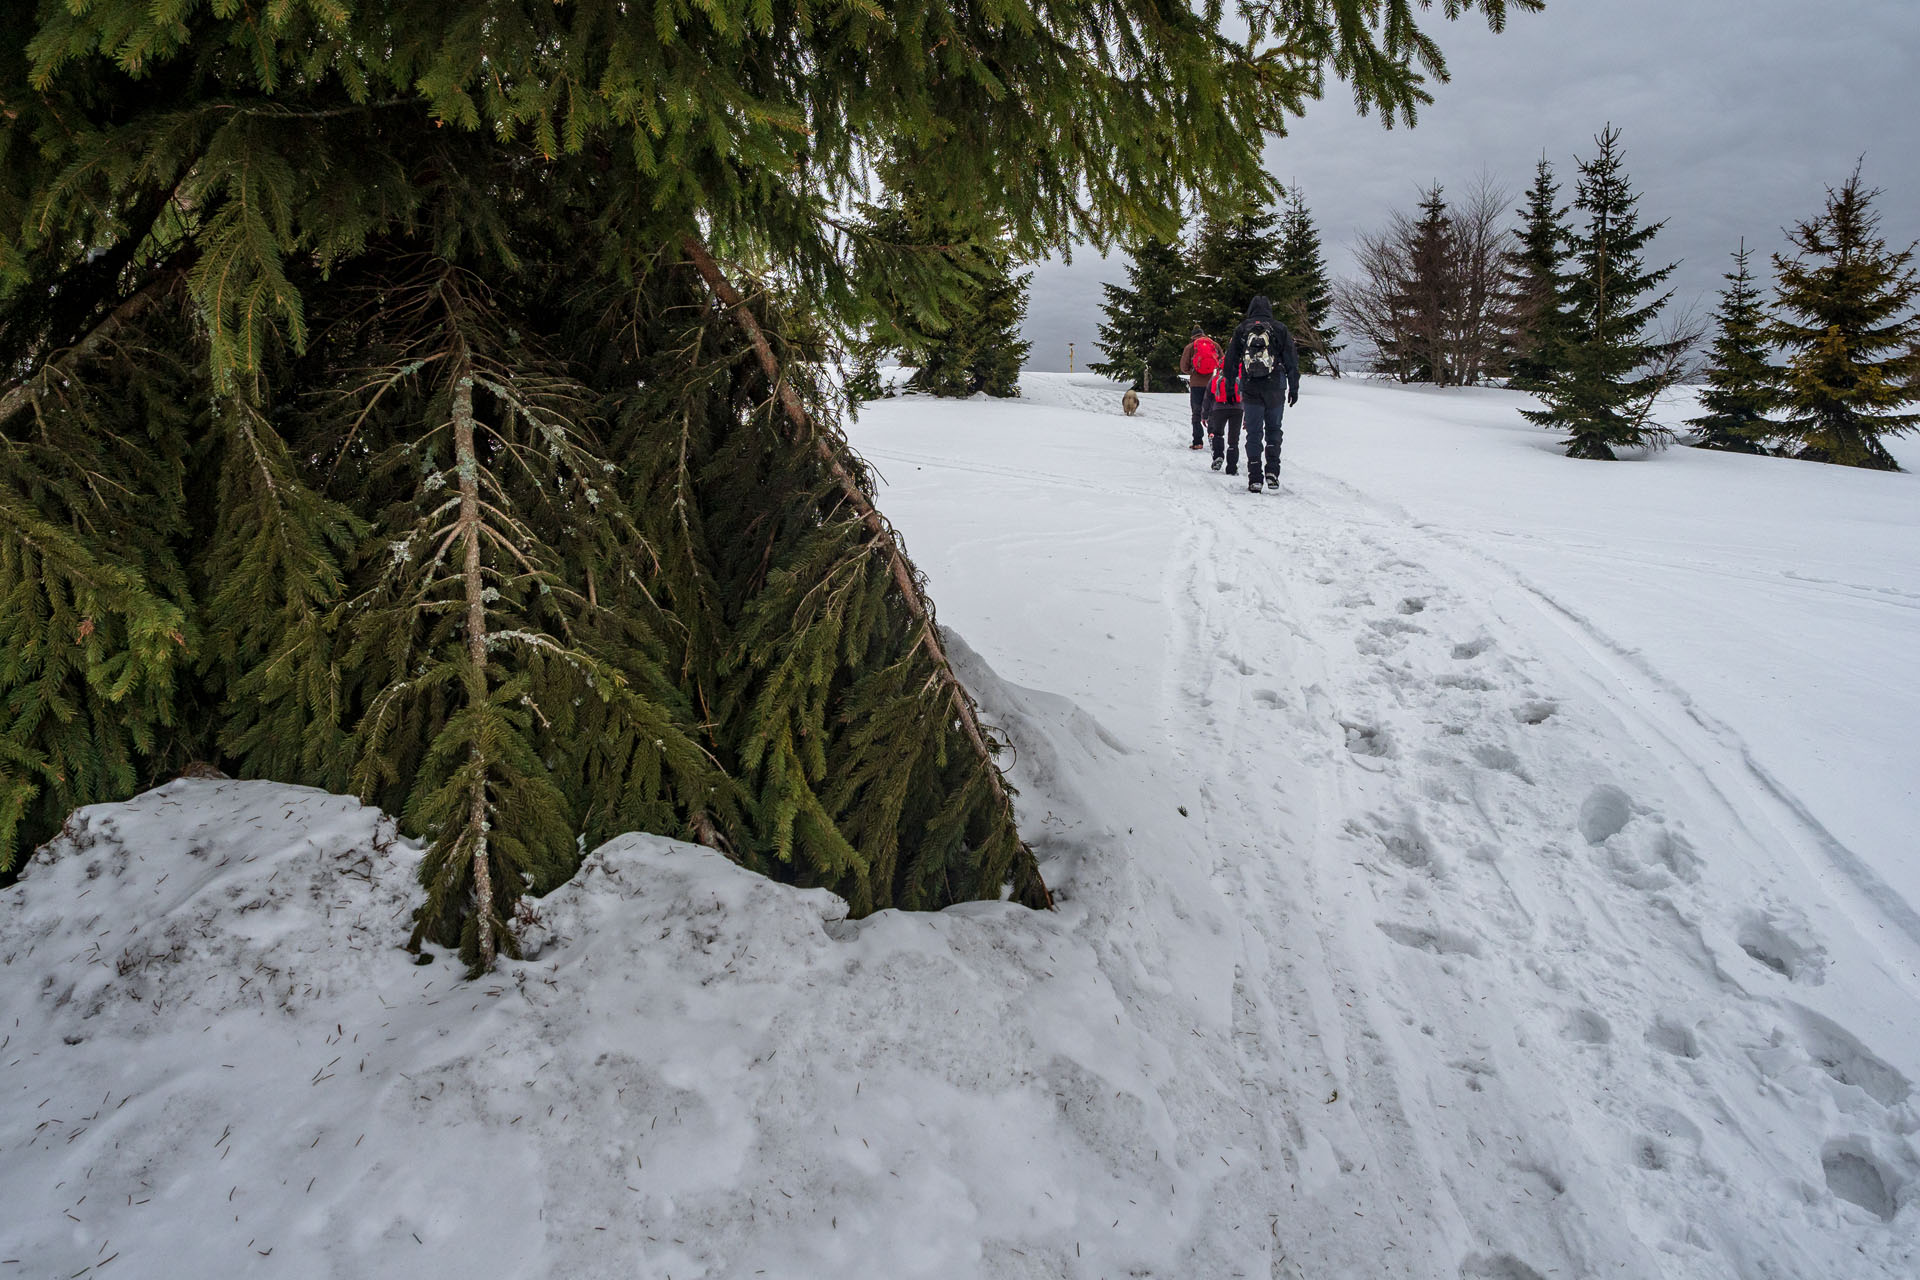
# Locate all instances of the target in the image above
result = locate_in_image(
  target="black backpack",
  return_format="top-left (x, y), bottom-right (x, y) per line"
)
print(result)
top-left (1243, 322), bottom-right (1276, 379)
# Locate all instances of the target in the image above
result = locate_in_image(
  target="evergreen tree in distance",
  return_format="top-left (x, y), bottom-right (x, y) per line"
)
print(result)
top-left (1688, 241), bottom-right (1778, 454)
top-left (1190, 199), bottom-right (1288, 341)
top-left (872, 194), bottom-right (1031, 398)
top-left (1385, 186), bottom-right (1459, 384)
top-left (1505, 157), bottom-right (1575, 391)
top-left (1770, 166), bottom-right (1920, 470)
top-left (1523, 127), bottom-right (1683, 460)
top-left (1093, 238), bottom-right (1189, 391)
top-left (1276, 186), bottom-right (1342, 375)
top-left (0, 1), bottom-right (1544, 957)
top-left (953, 257), bottom-right (1033, 398)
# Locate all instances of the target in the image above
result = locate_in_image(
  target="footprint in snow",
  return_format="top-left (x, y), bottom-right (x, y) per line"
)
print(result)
top-left (1786, 1004), bottom-right (1911, 1106)
top-left (1344, 816), bottom-right (1441, 876)
top-left (1633, 1136), bottom-right (1671, 1171)
top-left (1507, 1161), bottom-right (1567, 1197)
top-left (1448, 1057), bottom-right (1497, 1092)
top-left (1398, 596), bottom-right (1428, 615)
top-left (1513, 699), bottom-right (1558, 725)
top-left (1459, 1253), bottom-right (1548, 1280)
top-left (1378, 920), bottom-right (1482, 958)
top-left (1376, 820), bottom-right (1441, 876)
top-left (1822, 1141), bottom-right (1901, 1222)
top-left (1471, 743), bottom-right (1530, 781)
top-left (1639, 825), bottom-right (1700, 883)
top-left (1341, 720), bottom-right (1393, 759)
top-left (1368, 616), bottom-right (1426, 639)
top-left (1630, 1105), bottom-right (1704, 1173)
top-left (1561, 1007), bottom-right (1613, 1045)
top-left (1451, 636), bottom-right (1495, 660)
top-left (1736, 910), bottom-right (1828, 985)
top-left (1577, 784), bottom-right (1634, 846)
top-left (1645, 1013), bottom-right (1703, 1060)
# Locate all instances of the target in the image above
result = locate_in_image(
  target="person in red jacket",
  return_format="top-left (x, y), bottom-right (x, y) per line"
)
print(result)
top-left (1206, 369), bottom-right (1243, 474)
top-left (1179, 326), bottom-right (1222, 450)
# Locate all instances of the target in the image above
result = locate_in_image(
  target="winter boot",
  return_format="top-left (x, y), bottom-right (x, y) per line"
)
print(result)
top-left (1247, 476), bottom-right (1262, 493)
top-left (1210, 456), bottom-right (1223, 471)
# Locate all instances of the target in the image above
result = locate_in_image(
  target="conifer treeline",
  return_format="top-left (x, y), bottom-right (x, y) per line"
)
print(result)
top-left (1093, 187), bottom-right (1342, 391)
top-left (1138, 126), bottom-right (1919, 468)
top-left (1, 0), bottom-right (1545, 967)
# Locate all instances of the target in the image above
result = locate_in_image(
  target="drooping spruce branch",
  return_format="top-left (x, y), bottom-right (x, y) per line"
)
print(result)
top-left (683, 237), bottom-right (1050, 909)
top-left (0, 275), bottom-right (180, 431)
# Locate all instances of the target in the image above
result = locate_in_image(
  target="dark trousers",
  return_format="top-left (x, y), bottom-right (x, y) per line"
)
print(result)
top-left (1188, 385), bottom-right (1209, 446)
top-left (1208, 400), bottom-right (1243, 470)
top-left (1244, 395), bottom-right (1284, 480)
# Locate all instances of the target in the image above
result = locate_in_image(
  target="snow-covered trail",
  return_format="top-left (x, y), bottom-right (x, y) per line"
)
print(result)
top-left (855, 374), bottom-right (1920, 1277)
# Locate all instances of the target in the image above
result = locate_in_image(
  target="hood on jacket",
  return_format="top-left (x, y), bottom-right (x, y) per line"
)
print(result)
top-left (1246, 295), bottom-right (1274, 322)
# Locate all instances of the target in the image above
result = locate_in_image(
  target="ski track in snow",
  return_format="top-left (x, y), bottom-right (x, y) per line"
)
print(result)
top-left (876, 375), bottom-right (1920, 1277)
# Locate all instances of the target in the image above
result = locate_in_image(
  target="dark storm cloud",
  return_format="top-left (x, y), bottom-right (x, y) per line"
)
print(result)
top-left (1022, 0), bottom-right (1920, 371)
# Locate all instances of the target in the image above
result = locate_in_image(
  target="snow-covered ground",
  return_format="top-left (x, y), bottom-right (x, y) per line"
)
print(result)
top-left (5, 373), bottom-right (1918, 1278)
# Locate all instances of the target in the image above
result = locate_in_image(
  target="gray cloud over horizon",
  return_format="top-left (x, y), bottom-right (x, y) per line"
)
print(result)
top-left (1021, 0), bottom-right (1920, 373)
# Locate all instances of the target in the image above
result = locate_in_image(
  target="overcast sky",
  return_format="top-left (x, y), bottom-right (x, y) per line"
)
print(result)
top-left (1022, 0), bottom-right (1920, 371)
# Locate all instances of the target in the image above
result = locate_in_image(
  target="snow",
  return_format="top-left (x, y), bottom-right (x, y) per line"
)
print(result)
top-left (6, 373), bottom-right (1920, 1278)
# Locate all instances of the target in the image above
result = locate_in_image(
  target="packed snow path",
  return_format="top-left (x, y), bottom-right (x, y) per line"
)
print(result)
top-left (4, 373), bottom-right (1917, 1279)
top-left (855, 373), bottom-right (1920, 1277)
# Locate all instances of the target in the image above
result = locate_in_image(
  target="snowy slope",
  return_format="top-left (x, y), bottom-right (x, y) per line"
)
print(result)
top-left (856, 373), bottom-right (1920, 1275)
top-left (4, 374), bottom-right (1918, 1279)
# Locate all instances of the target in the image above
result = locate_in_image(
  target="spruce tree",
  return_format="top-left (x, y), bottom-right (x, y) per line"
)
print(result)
top-left (1504, 157), bottom-right (1575, 391)
top-left (1688, 241), bottom-right (1778, 454)
top-left (860, 182), bottom-right (1031, 398)
top-left (953, 260), bottom-right (1033, 398)
top-left (1770, 167), bottom-right (1920, 470)
top-left (903, 243), bottom-right (1032, 399)
top-left (1383, 186), bottom-right (1459, 384)
top-left (1522, 127), bottom-right (1683, 460)
top-left (1190, 201), bottom-right (1288, 340)
top-left (1275, 186), bottom-right (1342, 375)
top-left (1093, 238), bottom-right (1190, 391)
top-left (1, 1), bottom-right (1544, 954)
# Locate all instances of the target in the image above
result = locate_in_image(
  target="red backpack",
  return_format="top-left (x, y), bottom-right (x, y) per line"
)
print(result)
top-left (1192, 336), bottom-right (1220, 377)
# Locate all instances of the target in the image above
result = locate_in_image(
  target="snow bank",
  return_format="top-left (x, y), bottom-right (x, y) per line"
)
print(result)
top-left (1, 764), bottom-right (1242, 1279)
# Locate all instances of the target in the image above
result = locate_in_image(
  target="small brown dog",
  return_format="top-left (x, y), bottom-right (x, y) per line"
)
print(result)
top-left (1121, 389), bottom-right (1140, 416)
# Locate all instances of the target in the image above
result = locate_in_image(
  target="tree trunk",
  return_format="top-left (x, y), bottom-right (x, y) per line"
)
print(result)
top-left (449, 331), bottom-right (498, 971)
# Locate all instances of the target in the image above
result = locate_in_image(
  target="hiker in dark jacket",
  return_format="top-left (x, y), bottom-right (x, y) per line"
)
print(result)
top-left (1178, 326), bottom-right (1222, 450)
top-left (1223, 296), bottom-right (1300, 493)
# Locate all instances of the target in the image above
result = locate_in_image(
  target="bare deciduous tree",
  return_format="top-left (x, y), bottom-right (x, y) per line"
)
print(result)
top-left (1282, 295), bottom-right (1343, 377)
top-left (1338, 221), bottom-right (1420, 380)
top-left (1443, 176), bottom-right (1516, 386)
top-left (1335, 175), bottom-right (1516, 386)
